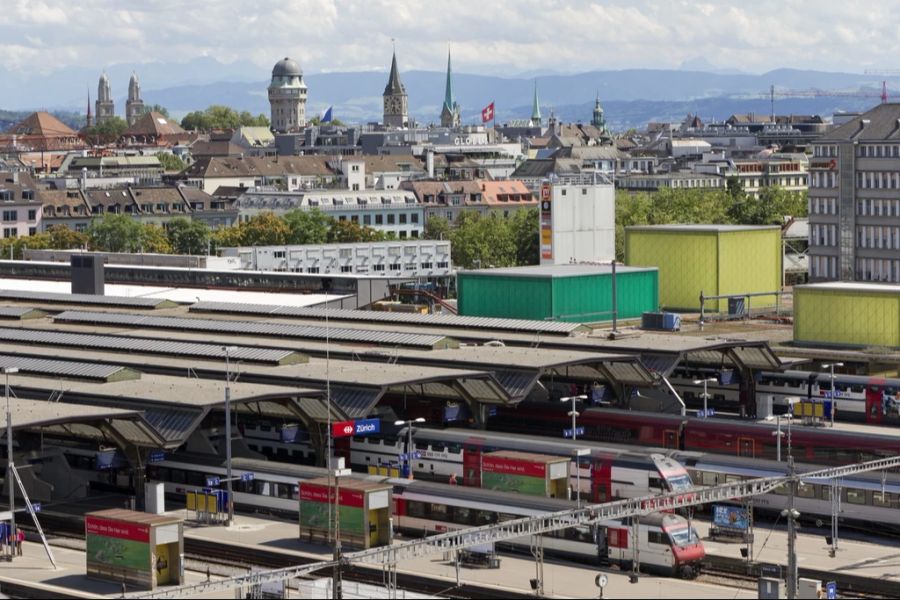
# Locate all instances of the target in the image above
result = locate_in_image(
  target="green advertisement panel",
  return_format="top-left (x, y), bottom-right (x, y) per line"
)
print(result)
top-left (482, 471), bottom-right (546, 496)
top-left (86, 533), bottom-right (150, 571)
top-left (300, 501), bottom-right (364, 536)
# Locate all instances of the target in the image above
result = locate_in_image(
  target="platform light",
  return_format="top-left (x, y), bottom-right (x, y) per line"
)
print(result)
top-left (3, 367), bottom-right (17, 561)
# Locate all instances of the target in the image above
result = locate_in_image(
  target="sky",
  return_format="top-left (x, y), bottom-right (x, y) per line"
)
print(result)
top-left (3, 0), bottom-right (900, 77)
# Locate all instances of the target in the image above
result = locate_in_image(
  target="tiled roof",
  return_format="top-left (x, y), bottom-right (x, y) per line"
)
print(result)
top-left (183, 155), bottom-right (336, 179)
top-left (6, 112), bottom-right (77, 137)
top-left (819, 103), bottom-right (900, 142)
top-left (123, 112), bottom-right (186, 137)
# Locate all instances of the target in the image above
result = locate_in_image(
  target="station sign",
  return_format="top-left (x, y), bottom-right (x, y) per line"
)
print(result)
top-left (148, 450), bottom-right (166, 463)
top-left (563, 426), bottom-right (585, 438)
top-left (697, 408), bottom-right (716, 418)
top-left (332, 418), bottom-right (381, 438)
top-left (240, 472), bottom-right (254, 482)
top-left (826, 582), bottom-right (837, 600)
top-left (206, 476), bottom-right (221, 487)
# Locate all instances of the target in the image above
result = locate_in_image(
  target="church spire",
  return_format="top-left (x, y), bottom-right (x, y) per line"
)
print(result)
top-left (86, 88), bottom-right (92, 129)
top-left (530, 80), bottom-right (542, 126)
top-left (383, 49), bottom-right (406, 96)
top-left (440, 48), bottom-right (461, 128)
top-left (443, 49), bottom-right (454, 112)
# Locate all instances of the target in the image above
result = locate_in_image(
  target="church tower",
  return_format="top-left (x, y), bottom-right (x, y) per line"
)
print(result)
top-left (268, 57), bottom-right (308, 133)
top-left (592, 91), bottom-right (608, 133)
top-left (440, 50), bottom-right (461, 128)
top-left (95, 72), bottom-right (115, 124)
top-left (530, 81), bottom-right (542, 127)
top-left (126, 72), bottom-right (145, 126)
top-left (383, 50), bottom-right (409, 128)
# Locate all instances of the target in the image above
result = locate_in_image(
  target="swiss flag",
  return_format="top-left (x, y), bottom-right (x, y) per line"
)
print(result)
top-left (481, 102), bottom-right (495, 123)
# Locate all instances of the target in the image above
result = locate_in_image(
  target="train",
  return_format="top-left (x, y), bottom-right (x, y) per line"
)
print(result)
top-left (671, 367), bottom-right (900, 424)
top-left (144, 453), bottom-right (703, 578)
top-left (487, 403), bottom-right (900, 465)
top-left (241, 423), bottom-right (696, 502)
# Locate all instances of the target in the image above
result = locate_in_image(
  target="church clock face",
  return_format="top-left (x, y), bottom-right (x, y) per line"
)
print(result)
top-left (384, 96), bottom-right (403, 114)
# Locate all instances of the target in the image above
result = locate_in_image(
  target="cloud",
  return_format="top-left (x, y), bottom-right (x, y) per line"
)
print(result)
top-left (2, 0), bottom-right (900, 78)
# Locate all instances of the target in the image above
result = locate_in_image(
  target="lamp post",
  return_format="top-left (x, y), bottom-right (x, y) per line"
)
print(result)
top-left (394, 418), bottom-right (425, 479)
top-left (560, 395), bottom-right (588, 441)
top-left (766, 413), bottom-right (791, 462)
top-left (4, 367), bottom-right (17, 561)
top-left (782, 396), bottom-right (799, 600)
top-left (332, 459), bottom-right (351, 600)
top-left (693, 378), bottom-right (717, 418)
top-left (573, 449), bottom-right (590, 509)
top-left (821, 363), bottom-right (843, 427)
top-left (222, 346), bottom-right (237, 527)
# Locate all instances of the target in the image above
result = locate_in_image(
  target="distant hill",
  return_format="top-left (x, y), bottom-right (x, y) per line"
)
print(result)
top-left (2, 57), bottom-right (892, 129)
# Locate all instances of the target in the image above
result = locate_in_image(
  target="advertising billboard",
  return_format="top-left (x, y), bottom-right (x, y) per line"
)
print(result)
top-left (712, 504), bottom-right (749, 531)
top-left (481, 455), bottom-right (547, 496)
top-left (85, 516), bottom-right (151, 572)
top-left (299, 483), bottom-right (364, 536)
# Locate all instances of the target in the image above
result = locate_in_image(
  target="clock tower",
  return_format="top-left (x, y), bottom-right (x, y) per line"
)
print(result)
top-left (383, 50), bottom-right (409, 128)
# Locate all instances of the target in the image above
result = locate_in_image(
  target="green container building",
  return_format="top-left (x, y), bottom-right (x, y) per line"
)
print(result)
top-left (457, 264), bottom-right (659, 324)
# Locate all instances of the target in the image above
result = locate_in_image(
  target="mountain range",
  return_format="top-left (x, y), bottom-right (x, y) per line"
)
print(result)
top-left (1, 57), bottom-right (893, 130)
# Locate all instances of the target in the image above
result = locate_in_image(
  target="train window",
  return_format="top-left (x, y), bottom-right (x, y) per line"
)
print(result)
top-left (446, 443), bottom-right (462, 454)
top-left (820, 486), bottom-right (831, 501)
top-left (648, 531), bottom-right (667, 545)
top-left (415, 443), bottom-right (428, 451)
top-left (797, 483), bottom-right (816, 499)
top-left (276, 484), bottom-right (292, 499)
top-left (772, 483), bottom-right (788, 495)
top-left (725, 475), bottom-right (743, 484)
top-left (700, 472), bottom-right (718, 486)
top-left (649, 476), bottom-right (663, 490)
top-left (453, 507), bottom-right (472, 525)
top-left (874, 492), bottom-right (893, 508)
top-left (498, 513), bottom-right (519, 522)
top-left (430, 503), bottom-right (448, 519)
top-left (432, 444), bottom-right (446, 453)
top-left (259, 425), bottom-right (272, 432)
top-left (169, 469), bottom-right (186, 484)
top-left (564, 526), bottom-right (593, 543)
top-left (407, 501), bottom-right (426, 518)
top-left (475, 511), bottom-right (497, 526)
top-left (846, 489), bottom-right (867, 505)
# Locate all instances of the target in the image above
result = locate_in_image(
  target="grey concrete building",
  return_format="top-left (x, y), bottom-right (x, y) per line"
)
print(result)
top-left (808, 103), bottom-right (900, 283)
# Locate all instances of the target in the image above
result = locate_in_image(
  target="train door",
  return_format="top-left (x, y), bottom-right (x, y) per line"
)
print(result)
top-left (462, 444), bottom-right (482, 487)
top-left (663, 429), bottom-right (678, 449)
top-left (333, 437), bottom-right (352, 463)
top-left (738, 437), bottom-right (755, 458)
top-left (865, 382), bottom-right (886, 424)
top-left (592, 459), bottom-right (612, 503)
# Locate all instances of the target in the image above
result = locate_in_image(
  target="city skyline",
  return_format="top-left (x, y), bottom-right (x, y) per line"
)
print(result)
top-left (4, 0), bottom-right (900, 77)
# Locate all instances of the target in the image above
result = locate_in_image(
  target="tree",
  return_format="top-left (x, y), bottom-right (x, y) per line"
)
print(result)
top-left (166, 217), bottom-right (210, 255)
top-left (83, 116), bottom-right (129, 144)
top-left (87, 213), bottom-right (143, 252)
top-left (139, 224), bottom-right (172, 254)
top-left (143, 104), bottom-right (170, 118)
top-left (156, 153), bottom-right (186, 173)
top-left (45, 225), bottom-right (88, 249)
top-left (241, 212), bottom-right (289, 246)
top-left (423, 216), bottom-right (451, 241)
top-left (450, 211), bottom-right (515, 269)
top-left (309, 116), bottom-right (346, 127)
top-left (327, 219), bottom-right (386, 243)
top-left (509, 208), bottom-right (539, 266)
top-left (283, 209), bottom-right (331, 245)
top-left (181, 105), bottom-right (270, 131)
top-left (209, 223), bottom-right (245, 251)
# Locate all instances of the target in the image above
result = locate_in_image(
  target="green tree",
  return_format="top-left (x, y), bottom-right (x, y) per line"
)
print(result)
top-left (283, 209), bottom-right (331, 245)
top-left (309, 115), bottom-right (346, 127)
top-left (241, 212), bottom-right (289, 246)
top-left (83, 116), bottom-right (129, 144)
top-left (450, 211), bottom-right (515, 269)
top-left (509, 208), bottom-right (539, 266)
top-left (327, 219), bottom-right (386, 243)
top-left (181, 105), bottom-right (270, 131)
top-left (45, 225), bottom-right (89, 249)
top-left (166, 217), bottom-right (210, 255)
top-left (139, 223), bottom-right (172, 254)
top-left (209, 223), bottom-right (245, 251)
top-left (156, 153), bottom-right (186, 172)
top-left (423, 216), bottom-right (451, 241)
top-left (87, 213), bottom-right (143, 252)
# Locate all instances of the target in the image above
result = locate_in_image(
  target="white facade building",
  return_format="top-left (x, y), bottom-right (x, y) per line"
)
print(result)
top-left (539, 176), bottom-right (616, 266)
top-left (220, 240), bottom-right (452, 278)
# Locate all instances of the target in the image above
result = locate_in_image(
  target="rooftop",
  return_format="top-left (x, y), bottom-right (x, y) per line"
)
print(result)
top-left (460, 264), bottom-right (657, 278)
top-left (626, 224), bottom-right (781, 233)
top-left (796, 281), bottom-right (900, 294)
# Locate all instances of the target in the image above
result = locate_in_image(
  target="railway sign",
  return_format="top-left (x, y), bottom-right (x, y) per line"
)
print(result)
top-left (332, 420), bottom-right (356, 438)
top-left (697, 408), bottom-right (716, 418)
top-left (563, 427), bottom-right (585, 438)
top-left (148, 450), bottom-right (166, 463)
top-left (206, 476), bottom-right (220, 487)
top-left (31, 503), bottom-right (41, 513)
top-left (332, 418), bottom-right (381, 438)
top-left (826, 581), bottom-right (836, 599)
top-left (240, 472), bottom-right (254, 482)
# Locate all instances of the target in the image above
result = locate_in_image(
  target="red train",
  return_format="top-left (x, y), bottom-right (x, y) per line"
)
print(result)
top-left (487, 403), bottom-right (900, 466)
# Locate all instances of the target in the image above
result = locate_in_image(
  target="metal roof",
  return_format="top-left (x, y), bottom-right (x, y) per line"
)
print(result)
top-left (0, 353), bottom-right (139, 383)
top-left (0, 289), bottom-right (177, 309)
top-left (0, 306), bottom-right (45, 319)
top-left (0, 326), bottom-right (305, 365)
top-left (189, 301), bottom-right (591, 336)
top-left (458, 264), bottom-right (657, 278)
top-left (53, 310), bottom-right (458, 350)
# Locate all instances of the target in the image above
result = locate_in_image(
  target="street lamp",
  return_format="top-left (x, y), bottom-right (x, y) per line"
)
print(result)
top-left (4, 367), bottom-right (17, 561)
top-left (560, 395), bottom-right (588, 441)
top-left (222, 346), bottom-right (237, 527)
top-left (693, 378), bottom-right (717, 418)
top-left (765, 413), bottom-right (792, 462)
top-left (573, 449), bottom-right (590, 509)
top-left (781, 396), bottom-right (800, 600)
top-left (821, 363), bottom-right (843, 427)
top-left (394, 418), bottom-right (425, 479)
top-left (332, 458), bottom-right (351, 600)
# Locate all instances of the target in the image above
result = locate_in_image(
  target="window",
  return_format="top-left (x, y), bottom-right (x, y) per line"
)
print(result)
top-left (387, 214), bottom-right (395, 225)
top-left (846, 489), bottom-right (867, 505)
top-left (2, 228), bottom-right (16, 238)
top-left (2, 210), bottom-right (16, 221)
top-left (375, 214), bottom-right (383, 225)
top-left (648, 531), bottom-right (667, 545)
top-left (28, 227), bottom-right (35, 236)
top-left (399, 213), bottom-right (407, 224)
top-left (363, 215), bottom-right (371, 225)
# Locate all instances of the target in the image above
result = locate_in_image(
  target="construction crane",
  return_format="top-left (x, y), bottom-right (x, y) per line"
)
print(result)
top-left (766, 82), bottom-right (887, 120)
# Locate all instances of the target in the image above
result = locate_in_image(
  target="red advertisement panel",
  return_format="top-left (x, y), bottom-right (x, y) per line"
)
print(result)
top-left (85, 516), bottom-right (150, 543)
top-left (482, 455), bottom-right (546, 478)
top-left (332, 421), bottom-right (356, 438)
top-left (299, 483), bottom-right (365, 507)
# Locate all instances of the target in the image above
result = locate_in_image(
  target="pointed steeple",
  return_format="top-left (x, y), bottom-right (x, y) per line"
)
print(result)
top-left (86, 88), bottom-right (92, 129)
top-left (530, 80), bottom-right (542, 126)
top-left (383, 50), bottom-right (406, 96)
top-left (443, 49), bottom-right (455, 112)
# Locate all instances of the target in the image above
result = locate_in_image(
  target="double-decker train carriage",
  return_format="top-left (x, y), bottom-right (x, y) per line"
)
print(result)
top-left (489, 403), bottom-right (900, 466)
top-left (348, 427), bottom-right (695, 502)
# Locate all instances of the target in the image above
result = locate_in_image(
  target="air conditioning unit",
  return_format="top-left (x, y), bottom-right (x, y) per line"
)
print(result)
top-left (641, 312), bottom-right (681, 331)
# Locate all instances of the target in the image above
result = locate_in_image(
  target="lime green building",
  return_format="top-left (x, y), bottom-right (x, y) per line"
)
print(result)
top-left (456, 264), bottom-right (658, 324)
top-left (625, 225), bottom-right (782, 312)
top-left (794, 282), bottom-right (900, 348)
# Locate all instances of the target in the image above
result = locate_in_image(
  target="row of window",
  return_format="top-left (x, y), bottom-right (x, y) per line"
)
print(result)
top-left (813, 145), bottom-right (839, 158)
top-left (857, 144), bottom-right (900, 158)
top-left (1, 209), bottom-right (37, 222)
top-left (809, 224), bottom-right (838, 247)
top-left (809, 171), bottom-right (838, 189)
top-left (855, 171), bottom-right (900, 189)
top-left (858, 226), bottom-right (900, 250)
top-left (810, 255), bottom-right (839, 280)
top-left (856, 258), bottom-right (900, 283)
top-left (857, 198), bottom-right (900, 217)
top-left (299, 259), bottom-right (449, 274)
top-left (335, 212), bottom-right (420, 226)
top-left (809, 197), bottom-right (838, 215)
